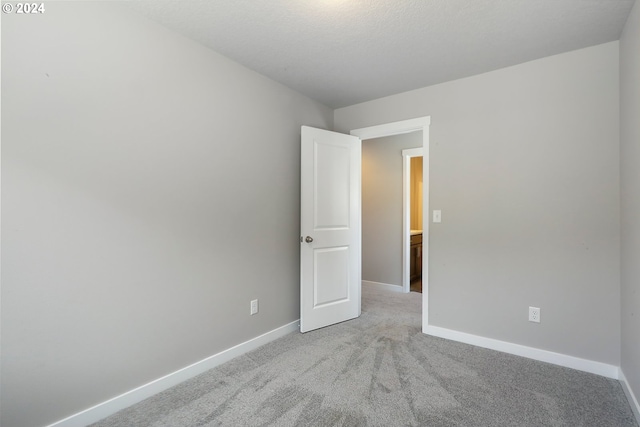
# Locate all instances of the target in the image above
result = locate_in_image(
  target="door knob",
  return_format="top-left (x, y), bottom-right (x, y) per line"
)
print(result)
top-left (305, 236), bottom-right (314, 243)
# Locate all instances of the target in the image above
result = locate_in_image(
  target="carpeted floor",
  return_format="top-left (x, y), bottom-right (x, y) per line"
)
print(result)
top-left (91, 286), bottom-right (638, 426)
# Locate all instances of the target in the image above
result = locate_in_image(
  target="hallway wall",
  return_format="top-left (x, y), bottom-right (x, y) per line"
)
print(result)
top-left (362, 132), bottom-right (422, 288)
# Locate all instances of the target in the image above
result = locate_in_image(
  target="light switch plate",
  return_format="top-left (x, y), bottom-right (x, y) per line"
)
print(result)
top-left (433, 210), bottom-right (442, 223)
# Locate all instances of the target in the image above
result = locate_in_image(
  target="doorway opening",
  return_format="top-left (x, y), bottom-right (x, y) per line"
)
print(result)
top-left (351, 117), bottom-right (431, 331)
top-left (405, 152), bottom-right (424, 293)
top-left (360, 135), bottom-right (422, 294)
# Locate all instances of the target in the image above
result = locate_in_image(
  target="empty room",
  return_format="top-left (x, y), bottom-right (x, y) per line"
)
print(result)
top-left (2, 1), bottom-right (639, 426)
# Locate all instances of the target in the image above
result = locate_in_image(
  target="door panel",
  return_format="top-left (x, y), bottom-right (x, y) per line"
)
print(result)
top-left (315, 143), bottom-right (351, 229)
top-left (314, 246), bottom-right (350, 307)
top-left (300, 126), bottom-right (361, 333)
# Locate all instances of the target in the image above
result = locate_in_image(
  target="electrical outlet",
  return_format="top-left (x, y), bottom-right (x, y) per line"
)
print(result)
top-left (529, 306), bottom-right (540, 323)
top-left (250, 299), bottom-right (258, 315)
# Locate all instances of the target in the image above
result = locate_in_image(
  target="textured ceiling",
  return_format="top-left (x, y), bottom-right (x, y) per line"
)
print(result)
top-left (127, 0), bottom-right (635, 108)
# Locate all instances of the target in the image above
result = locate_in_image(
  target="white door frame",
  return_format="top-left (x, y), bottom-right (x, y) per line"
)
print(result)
top-left (350, 117), bottom-right (431, 332)
top-left (402, 147), bottom-right (423, 293)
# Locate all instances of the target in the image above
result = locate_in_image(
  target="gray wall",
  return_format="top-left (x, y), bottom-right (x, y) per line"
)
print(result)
top-left (336, 42), bottom-right (621, 365)
top-left (362, 133), bottom-right (422, 287)
top-left (620, 0), bottom-right (640, 409)
top-left (1, 3), bottom-right (332, 427)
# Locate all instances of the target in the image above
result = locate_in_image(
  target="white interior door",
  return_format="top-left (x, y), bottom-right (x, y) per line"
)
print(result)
top-left (300, 126), bottom-right (361, 333)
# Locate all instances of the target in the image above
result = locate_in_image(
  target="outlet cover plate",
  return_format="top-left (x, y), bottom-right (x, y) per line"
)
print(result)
top-left (529, 306), bottom-right (540, 323)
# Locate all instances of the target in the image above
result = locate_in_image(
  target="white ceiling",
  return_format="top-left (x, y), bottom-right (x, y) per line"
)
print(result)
top-left (127, 0), bottom-right (635, 109)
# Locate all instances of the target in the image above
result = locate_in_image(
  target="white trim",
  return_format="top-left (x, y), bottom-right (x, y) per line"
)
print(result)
top-left (402, 148), bottom-right (423, 293)
top-left (362, 280), bottom-right (405, 292)
top-left (402, 148), bottom-right (423, 157)
top-left (620, 369), bottom-right (640, 424)
top-left (351, 117), bottom-right (431, 140)
top-left (351, 117), bottom-right (431, 332)
top-left (46, 320), bottom-right (300, 427)
top-left (424, 325), bottom-right (620, 379)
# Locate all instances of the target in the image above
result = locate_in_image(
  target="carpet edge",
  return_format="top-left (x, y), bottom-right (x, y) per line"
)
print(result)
top-left (424, 324), bottom-right (620, 378)
top-left (620, 369), bottom-right (640, 425)
top-left (45, 320), bottom-right (300, 427)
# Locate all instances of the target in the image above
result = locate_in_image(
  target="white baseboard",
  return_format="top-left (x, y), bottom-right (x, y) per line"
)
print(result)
top-left (423, 325), bottom-right (620, 379)
top-left (362, 280), bottom-right (405, 292)
top-left (46, 320), bottom-right (300, 427)
top-left (620, 369), bottom-right (640, 424)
